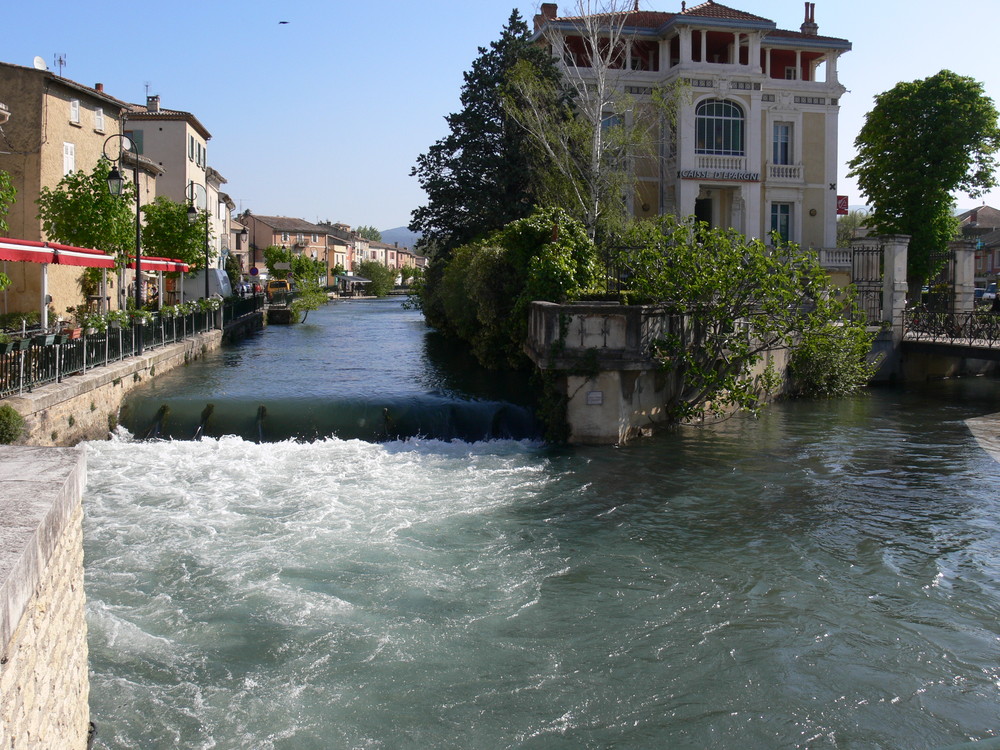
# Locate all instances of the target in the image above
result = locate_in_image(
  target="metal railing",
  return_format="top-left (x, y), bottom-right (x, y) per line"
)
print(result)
top-left (0, 296), bottom-right (264, 398)
top-left (904, 307), bottom-right (1000, 347)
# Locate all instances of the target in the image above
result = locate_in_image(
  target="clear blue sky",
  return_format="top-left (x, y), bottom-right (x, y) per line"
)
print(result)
top-left (5, 0), bottom-right (1000, 231)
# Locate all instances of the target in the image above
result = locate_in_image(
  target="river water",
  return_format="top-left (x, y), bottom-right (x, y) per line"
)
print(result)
top-left (84, 299), bottom-right (1000, 749)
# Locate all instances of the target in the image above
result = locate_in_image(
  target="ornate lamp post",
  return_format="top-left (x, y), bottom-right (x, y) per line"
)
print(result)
top-left (186, 181), bottom-right (211, 299)
top-left (104, 133), bottom-right (143, 353)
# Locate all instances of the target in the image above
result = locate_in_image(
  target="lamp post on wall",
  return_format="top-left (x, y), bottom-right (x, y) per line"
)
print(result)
top-left (186, 181), bottom-right (211, 299)
top-left (104, 132), bottom-right (143, 354)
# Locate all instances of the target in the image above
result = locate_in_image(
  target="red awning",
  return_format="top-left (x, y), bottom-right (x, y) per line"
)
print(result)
top-left (0, 237), bottom-right (116, 268)
top-left (126, 255), bottom-right (190, 273)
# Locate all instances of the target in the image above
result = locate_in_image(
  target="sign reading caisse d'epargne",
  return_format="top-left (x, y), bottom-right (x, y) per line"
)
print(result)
top-left (679, 169), bottom-right (760, 181)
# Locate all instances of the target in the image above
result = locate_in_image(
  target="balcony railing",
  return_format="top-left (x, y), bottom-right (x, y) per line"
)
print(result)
top-left (696, 155), bottom-right (747, 171)
top-left (767, 163), bottom-right (803, 181)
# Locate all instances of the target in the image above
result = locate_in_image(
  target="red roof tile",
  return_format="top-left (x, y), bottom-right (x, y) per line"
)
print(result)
top-left (681, 1), bottom-right (771, 22)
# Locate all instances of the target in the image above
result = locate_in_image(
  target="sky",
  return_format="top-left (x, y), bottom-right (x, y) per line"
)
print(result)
top-left (4, 0), bottom-right (1000, 231)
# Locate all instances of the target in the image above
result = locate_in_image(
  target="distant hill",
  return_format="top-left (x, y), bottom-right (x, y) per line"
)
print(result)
top-left (381, 226), bottom-right (421, 249)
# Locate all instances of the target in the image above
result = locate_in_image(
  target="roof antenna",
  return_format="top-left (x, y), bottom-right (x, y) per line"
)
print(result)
top-left (634, 0), bottom-right (639, 9)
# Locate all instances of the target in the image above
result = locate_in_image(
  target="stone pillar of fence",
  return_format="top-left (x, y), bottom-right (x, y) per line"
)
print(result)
top-left (882, 235), bottom-right (910, 345)
top-left (950, 239), bottom-right (977, 314)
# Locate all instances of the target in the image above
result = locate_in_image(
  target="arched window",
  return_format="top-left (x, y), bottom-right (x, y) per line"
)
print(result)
top-left (695, 99), bottom-right (744, 156)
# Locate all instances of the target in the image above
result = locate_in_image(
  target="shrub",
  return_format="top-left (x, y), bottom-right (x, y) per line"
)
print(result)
top-left (0, 404), bottom-right (25, 444)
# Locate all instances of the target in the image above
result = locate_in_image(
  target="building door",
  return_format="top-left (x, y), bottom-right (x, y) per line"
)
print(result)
top-left (695, 198), bottom-right (713, 227)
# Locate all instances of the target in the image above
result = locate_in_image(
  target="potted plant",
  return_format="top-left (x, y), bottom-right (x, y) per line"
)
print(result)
top-left (0, 331), bottom-right (13, 355)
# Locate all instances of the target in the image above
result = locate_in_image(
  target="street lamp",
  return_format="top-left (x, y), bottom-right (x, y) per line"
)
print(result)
top-left (104, 133), bottom-right (143, 353)
top-left (186, 182), bottom-right (210, 299)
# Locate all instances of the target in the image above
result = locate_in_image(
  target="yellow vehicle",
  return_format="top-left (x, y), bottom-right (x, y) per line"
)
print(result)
top-left (265, 279), bottom-right (290, 300)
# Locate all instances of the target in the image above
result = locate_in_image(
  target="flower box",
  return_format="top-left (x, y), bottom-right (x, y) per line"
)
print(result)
top-left (32, 334), bottom-right (56, 346)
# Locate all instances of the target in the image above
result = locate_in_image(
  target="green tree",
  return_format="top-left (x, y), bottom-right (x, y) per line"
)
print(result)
top-left (355, 225), bottom-right (382, 242)
top-left (355, 260), bottom-right (397, 297)
top-left (36, 157), bottom-right (135, 263)
top-left (848, 70), bottom-right (1000, 293)
top-left (417, 206), bottom-right (600, 369)
top-left (836, 209), bottom-right (870, 247)
top-left (0, 170), bottom-right (14, 291)
top-left (290, 276), bottom-right (328, 323)
top-left (613, 215), bottom-right (878, 421)
top-left (263, 245), bottom-right (325, 283)
top-left (503, 1), bottom-right (686, 238)
top-left (0, 169), bottom-right (14, 235)
top-left (409, 9), bottom-right (562, 259)
top-left (141, 196), bottom-right (212, 269)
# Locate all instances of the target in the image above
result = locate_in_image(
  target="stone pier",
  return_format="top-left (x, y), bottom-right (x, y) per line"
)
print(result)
top-left (0, 447), bottom-right (89, 748)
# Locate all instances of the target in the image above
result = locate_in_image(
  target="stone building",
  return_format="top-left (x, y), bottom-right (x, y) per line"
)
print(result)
top-left (532, 0), bottom-right (851, 249)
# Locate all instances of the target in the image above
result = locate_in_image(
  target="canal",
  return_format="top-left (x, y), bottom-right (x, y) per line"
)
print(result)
top-left (84, 298), bottom-right (1000, 749)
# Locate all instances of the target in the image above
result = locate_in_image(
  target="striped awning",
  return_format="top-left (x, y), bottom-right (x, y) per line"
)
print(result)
top-left (126, 255), bottom-right (190, 273)
top-left (0, 237), bottom-right (116, 268)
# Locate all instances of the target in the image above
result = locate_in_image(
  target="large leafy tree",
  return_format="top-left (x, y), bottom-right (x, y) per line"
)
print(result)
top-left (0, 169), bottom-right (14, 235)
top-left (0, 170), bottom-right (14, 291)
top-left (262, 245), bottom-right (325, 282)
top-left (503, 0), bottom-right (685, 239)
top-left (612, 216), bottom-right (878, 422)
top-left (355, 225), bottom-right (382, 242)
top-left (848, 70), bottom-right (1000, 292)
top-left (354, 260), bottom-right (397, 297)
top-left (36, 157), bottom-right (135, 262)
top-left (141, 196), bottom-right (212, 269)
top-left (409, 9), bottom-right (561, 260)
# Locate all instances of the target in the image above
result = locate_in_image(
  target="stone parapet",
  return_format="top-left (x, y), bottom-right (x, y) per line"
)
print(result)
top-left (0, 447), bottom-right (89, 748)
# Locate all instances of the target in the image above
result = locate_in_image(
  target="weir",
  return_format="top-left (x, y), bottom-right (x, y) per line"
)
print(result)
top-left (119, 394), bottom-right (541, 443)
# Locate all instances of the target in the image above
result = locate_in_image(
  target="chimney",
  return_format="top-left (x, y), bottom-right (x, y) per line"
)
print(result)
top-left (95, 83), bottom-right (104, 93)
top-left (146, 94), bottom-right (160, 112)
top-left (800, 2), bottom-right (818, 35)
top-left (534, 3), bottom-right (557, 30)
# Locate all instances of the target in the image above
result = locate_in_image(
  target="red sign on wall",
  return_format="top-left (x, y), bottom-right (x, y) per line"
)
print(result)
top-left (836, 196), bottom-right (849, 215)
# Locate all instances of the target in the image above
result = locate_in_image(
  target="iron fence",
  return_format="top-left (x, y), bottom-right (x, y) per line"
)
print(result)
top-left (0, 296), bottom-right (264, 399)
top-left (904, 306), bottom-right (1000, 347)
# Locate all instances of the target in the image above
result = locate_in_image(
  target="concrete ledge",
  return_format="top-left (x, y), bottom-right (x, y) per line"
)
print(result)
top-left (0, 446), bottom-right (84, 651)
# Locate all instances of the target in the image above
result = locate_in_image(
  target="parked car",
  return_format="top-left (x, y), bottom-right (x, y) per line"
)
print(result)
top-left (983, 282), bottom-right (997, 302)
top-left (265, 279), bottom-right (290, 300)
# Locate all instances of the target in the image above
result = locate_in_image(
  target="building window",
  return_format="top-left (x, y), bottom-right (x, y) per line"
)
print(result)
top-left (772, 122), bottom-right (792, 165)
top-left (312, 234), bottom-right (318, 243)
top-left (124, 129), bottom-right (143, 154)
top-left (63, 142), bottom-right (76, 175)
top-left (94, 107), bottom-right (105, 132)
top-left (771, 203), bottom-right (792, 242)
top-left (69, 99), bottom-right (80, 124)
top-left (695, 100), bottom-right (744, 156)
top-left (281, 232), bottom-right (289, 242)
top-left (189, 135), bottom-right (195, 161)
top-left (785, 66), bottom-right (799, 80)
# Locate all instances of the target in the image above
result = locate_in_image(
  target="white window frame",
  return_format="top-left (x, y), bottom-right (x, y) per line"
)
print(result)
top-left (784, 66), bottom-right (799, 80)
top-left (63, 142), bottom-right (76, 175)
top-left (69, 99), bottom-right (80, 124)
top-left (94, 107), bottom-right (105, 132)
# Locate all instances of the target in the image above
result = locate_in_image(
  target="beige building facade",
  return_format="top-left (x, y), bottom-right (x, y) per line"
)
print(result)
top-left (0, 64), bottom-right (132, 317)
top-left (533, 0), bottom-right (851, 249)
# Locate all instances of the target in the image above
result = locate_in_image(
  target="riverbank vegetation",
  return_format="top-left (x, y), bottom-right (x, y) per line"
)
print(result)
top-left (407, 4), bottom-right (880, 429)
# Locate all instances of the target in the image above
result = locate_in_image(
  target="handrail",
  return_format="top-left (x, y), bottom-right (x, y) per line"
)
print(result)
top-left (0, 296), bottom-right (264, 399)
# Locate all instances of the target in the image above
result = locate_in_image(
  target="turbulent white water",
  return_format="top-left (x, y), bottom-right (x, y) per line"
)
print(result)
top-left (85, 385), bottom-right (1000, 749)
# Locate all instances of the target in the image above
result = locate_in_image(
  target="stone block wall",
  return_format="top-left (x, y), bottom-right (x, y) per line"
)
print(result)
top-left (0, 447), bottom-right (89, 748)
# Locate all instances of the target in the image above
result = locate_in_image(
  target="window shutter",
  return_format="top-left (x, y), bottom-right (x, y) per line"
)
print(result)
top-left (63, 142), bottom-right (76, 175)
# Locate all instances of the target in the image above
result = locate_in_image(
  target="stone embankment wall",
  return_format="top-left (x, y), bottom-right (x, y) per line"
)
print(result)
top-left (6, 330), bottom-right (222, 446)
top-left (0, 447), bottom-right (89, 749)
